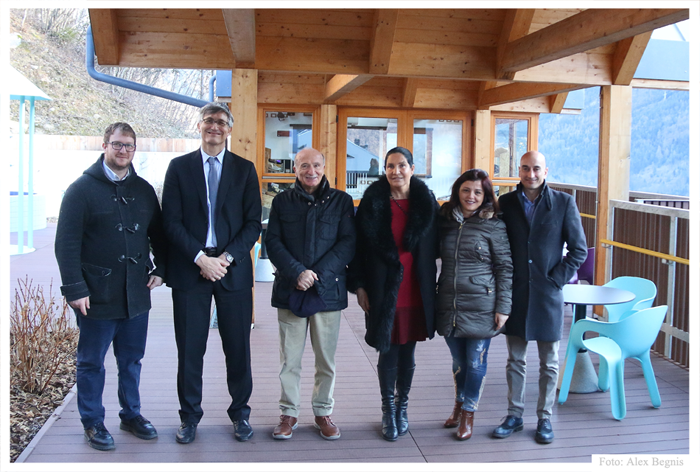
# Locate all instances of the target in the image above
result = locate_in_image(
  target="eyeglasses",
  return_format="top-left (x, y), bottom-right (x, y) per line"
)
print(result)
top-left (201, 118), bottom-right (230, 128)
top-left (106, 142), bottom-right (136, 152)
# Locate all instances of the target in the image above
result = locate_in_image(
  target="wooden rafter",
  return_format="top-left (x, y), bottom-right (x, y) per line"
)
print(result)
top-left (480, 82), bottom-right (584, 107)
top-left (612, 32), bottom-right (653, 85)
top-left (369, 9), bottom-right (399, 74)
top-left (496, 9), bottom-right (535, 80)
top-left (549, 93), bottom-right (569, 114)
top-left (500, 9), bottom-right (689, 75)
top-left (324, 74), bottom-right (373, 102)
top-left (222, 9), bottom-right (256, 68)
top-left (89, 9), bottom-right (120, 65)
top-left (402, 78), bottom-right (418, 107)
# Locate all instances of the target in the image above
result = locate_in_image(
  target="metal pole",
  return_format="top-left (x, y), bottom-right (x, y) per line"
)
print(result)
top-left (28, 97), bottom-right (36, 249)
top-left (17, 97), bottom-right (25, 254)
top-left (664, 216), bottom-right (678, 358)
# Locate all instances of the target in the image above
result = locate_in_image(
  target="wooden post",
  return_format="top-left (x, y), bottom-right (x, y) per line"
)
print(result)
top-left (319, 104), bottom-right (338, 187)
top-left (228, 69), bottom-right (259, 324)
top-left (228, 69), bottom-right (258, 163)
top-left (595, 85), bottom-right (631, 289)
top-left (473, 110), bottom-right (491, 171)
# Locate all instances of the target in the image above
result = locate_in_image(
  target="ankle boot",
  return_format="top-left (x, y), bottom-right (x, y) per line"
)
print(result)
top-left (378, 367), bottom-right (398, 441)
top-left (395, 365), bottom-right (414, 436)
top-left (444, 401), bottom-right (464, 428)
top-left (456, 409), bottom-right (474, 441)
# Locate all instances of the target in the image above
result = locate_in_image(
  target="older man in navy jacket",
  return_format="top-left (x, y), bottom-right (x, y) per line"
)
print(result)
top-left (265, 148), bottom-right (355, 441)
top-left (493, 151), bottom-right (587, 444)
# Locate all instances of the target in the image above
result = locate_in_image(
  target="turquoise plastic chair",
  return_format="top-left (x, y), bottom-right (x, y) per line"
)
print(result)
top-left (602, 276), bottom-right (657, 322)
top-left (558, 305), bottom-right (667, 420)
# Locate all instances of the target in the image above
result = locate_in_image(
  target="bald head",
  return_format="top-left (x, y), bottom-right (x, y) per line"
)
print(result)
top-left (294, 148), bottom-right (326, 194)
top-left (519, 151), bottom-right (548, 199)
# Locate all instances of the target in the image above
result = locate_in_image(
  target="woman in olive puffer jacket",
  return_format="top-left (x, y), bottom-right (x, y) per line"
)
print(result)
top-left (436, 169), bottom-right (513, 441)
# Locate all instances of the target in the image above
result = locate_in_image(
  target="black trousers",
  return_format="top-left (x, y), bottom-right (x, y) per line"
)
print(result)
top-left (172, 281), bottom-right (253, 424)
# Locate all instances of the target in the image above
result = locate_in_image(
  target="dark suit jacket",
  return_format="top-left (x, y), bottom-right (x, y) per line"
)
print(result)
top-left (161, 148), bottom-right (262, 291)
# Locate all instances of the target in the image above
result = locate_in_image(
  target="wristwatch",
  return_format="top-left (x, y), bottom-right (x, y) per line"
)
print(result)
top-left (223, 252), bottom-right (234, 264)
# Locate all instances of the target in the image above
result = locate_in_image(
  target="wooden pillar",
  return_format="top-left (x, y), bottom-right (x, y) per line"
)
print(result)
top-left (228, 69), bottom-right (259, 323)
top-left (595, 85), bottom-right (631, 286)
top-left (228, 69), bottom-right (257, 163)
top-left (319, 104), bottom-right (338, 187)
top-left (473, 110), bottom-right (491, 171)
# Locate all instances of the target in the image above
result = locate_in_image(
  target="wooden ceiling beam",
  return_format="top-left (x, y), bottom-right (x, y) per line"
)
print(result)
top-left (480, 82), bottom-right (584, 107)
top-left (402, 78), bottom-right (418, 107)
top-left (500, 9), bottom-right (689, 74)
top-left (549, 93), bottom-right (569, 114)
top-left (369, 9), bottom-right (399, 74)
top-left (496, 9), bottom-right (535, 80)
top-left (222, 9), bottom-right (256, 68)
top-left (88, 9), bottom-right (120, 65)
top-left (324, 74), bottom-right (373, 102)
top-left (612, 32), bottom-right (652, 85)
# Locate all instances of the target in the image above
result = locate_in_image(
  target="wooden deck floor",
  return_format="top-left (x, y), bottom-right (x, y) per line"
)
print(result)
top-left (10, 224), bottom-right (690, 466)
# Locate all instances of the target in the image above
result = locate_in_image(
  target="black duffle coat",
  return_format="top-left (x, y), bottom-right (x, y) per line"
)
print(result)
top-left (55, 156), bottom-right (167, 320)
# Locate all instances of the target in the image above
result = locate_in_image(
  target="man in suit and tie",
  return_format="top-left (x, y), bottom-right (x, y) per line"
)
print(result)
top-left (162, 102), bottom-right (262, 444)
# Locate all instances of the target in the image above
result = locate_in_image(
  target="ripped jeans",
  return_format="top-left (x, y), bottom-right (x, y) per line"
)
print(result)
top-left (443, 336), bottom-right (491, 412)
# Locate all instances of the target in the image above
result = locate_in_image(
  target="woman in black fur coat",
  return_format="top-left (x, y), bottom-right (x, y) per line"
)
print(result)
top-left (347, 147), bottom-right (439, 441)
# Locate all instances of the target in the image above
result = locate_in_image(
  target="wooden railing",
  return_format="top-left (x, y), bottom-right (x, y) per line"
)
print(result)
top-left (549, 182), bottom-right (690, 368)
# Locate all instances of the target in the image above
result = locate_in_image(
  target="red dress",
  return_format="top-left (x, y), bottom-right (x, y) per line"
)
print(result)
top-left (389, 199), bottom-right (429, 345)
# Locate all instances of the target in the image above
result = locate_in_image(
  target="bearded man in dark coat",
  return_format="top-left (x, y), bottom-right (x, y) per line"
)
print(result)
top-left (492, 151), bottom-right (586, 445)
top-left (55, 122), bottom-right (167, 451)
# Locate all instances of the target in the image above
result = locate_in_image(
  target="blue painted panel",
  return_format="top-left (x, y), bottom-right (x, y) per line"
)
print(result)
top-left (634, 39), bottom-right (689, 81)
top-left (563, 89), bottom-right (585, 109)
top-left (216, 70), bottom-right (233, 97)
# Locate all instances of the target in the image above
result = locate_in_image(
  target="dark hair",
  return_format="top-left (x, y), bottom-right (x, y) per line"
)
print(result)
top-left (103, 122), bottom-right (136, 144)
top-left (384, 146), bottom-right (414, 168)
top-left (443, 168), bottom-right (499, 217)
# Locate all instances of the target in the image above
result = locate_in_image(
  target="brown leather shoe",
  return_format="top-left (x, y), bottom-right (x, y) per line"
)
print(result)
top-left (314, 416), bottom-right (341, 440)
top-left (456, 410), bottom-right (474, 441)
top-left (444, 401), bottom-right (464, 428)
top-left (272, 415), bottom-right (298, 440)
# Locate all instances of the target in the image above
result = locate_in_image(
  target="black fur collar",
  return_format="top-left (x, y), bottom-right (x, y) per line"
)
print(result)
top-left (358, 176), bottom-right (436, 262)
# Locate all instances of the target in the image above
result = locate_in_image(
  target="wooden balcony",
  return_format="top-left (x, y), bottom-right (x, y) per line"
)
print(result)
top-left (11, 224), bottom-right (689, 464)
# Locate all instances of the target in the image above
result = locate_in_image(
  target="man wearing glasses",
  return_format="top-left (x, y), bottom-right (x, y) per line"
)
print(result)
top-left (55, 122), bottom-right (167, 450)
top-left (162, 102), bottom-right (262, 444)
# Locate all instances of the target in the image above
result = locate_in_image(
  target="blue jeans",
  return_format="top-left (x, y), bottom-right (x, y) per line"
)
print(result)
top-left (75, 312), bottom-right (149, 428)
top-left (444, 336), bottom-right (491, 412)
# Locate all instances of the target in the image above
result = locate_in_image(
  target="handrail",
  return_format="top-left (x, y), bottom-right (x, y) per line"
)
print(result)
top-left (600, 238), bottom-right (689, 265)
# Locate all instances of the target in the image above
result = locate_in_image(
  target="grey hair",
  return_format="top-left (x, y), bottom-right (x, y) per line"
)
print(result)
top-left (199, 102), bottom-right (234, 127)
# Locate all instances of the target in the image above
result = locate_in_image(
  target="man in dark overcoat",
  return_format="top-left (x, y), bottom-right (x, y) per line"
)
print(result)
top-left (493, 151), bottom-right (587, 444)
top-left (55, 122), bottom-right (167, 451)
top-left (161, 102), bottom-right (262, 444)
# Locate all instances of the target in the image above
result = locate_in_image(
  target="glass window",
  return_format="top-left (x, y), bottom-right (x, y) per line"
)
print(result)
top-left (345, 117), bottom-right (397, 199)
top-left (261, 181), bottom-right (294, 221)
top-left (494, 118), bottom-right (529, 178)
top-left (413, 119), bottom-right (462, 200)
top-left (264, 111), bottom-right (313, 174)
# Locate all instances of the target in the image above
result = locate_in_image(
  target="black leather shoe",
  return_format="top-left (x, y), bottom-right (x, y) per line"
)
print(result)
top-left (84, 422), bottom-right (115, 451)
top-left (492, 415), bottom-right (524, 439)
top-left (233, 419), bottom-right (254, 442)
top-left (120, 415), bottom-right (158, 440)
top-left (535, 418), bottom-right (554, 444)
top-left (176, 422), bottom-right (197, 444)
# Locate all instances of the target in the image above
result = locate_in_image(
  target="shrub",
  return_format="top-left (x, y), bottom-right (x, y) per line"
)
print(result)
top-left (10, 277), bottom-right (79, 395)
